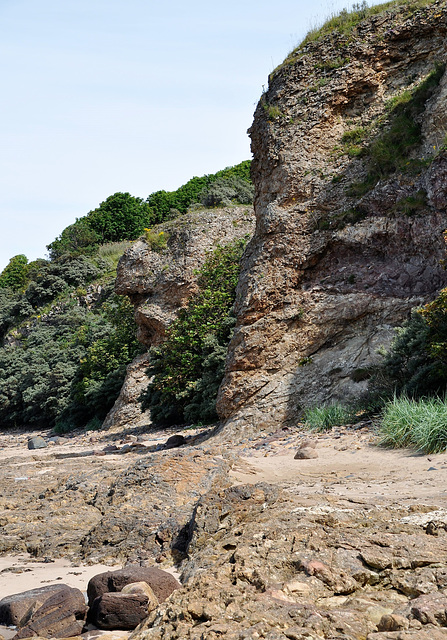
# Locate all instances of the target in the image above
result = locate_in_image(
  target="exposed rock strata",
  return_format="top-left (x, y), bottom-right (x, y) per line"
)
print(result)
top-left (106, 206), bottom-right (254, 429)
top-left (130, 483), bottom-right (447, 640)
top-left (217, 1), bottom-right (447, 435)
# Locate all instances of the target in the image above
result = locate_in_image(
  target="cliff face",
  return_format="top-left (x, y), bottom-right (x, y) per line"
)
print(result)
top-left (217, 1), bottom-right (447, 434)
top-left (115, 207), bottom-right (254, 347)
top-left (105, 207), bottom-right (254, 429)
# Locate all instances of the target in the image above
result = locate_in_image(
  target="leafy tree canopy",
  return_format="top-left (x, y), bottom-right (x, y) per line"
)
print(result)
top-left (0, 255), bottom-right (29, 291)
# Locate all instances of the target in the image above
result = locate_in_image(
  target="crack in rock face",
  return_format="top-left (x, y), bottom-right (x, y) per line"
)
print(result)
top-left (217, 1), bottom-right (447, 437)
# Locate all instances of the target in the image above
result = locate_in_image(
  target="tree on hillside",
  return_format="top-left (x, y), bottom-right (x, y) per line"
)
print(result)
top-left (0, 255), bottom-right (29, 291)
top-left (86, 192), bottom-right (153, 243)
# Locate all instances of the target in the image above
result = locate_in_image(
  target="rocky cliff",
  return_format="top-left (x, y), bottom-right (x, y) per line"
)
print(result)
top-left (105, 207), bottom-right (254, 429)
top-left (217, 0), bottom-right (447, 435)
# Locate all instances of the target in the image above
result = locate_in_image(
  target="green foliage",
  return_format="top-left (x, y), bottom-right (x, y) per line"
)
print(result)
top-left (348, 65), bottom-right (444, 196)
top-left (47, 218), bottom-right (101, 260)
top-left (56, 295), bottom-right (142, 431)
top-left (144, 228), bottom-right (168, 252)
top-left (0, 255), bottom-right (29, 291)
top-left (141, 237), bottom-right (248, 426)
top-left (47, 161), bottom-right (252, 258)
top-left (86, 192), bottom-right (153, 244)
top-left (304, 403), bottom-right (354, 431)
top-left (0, 307), bottom-right (97, 428)
top-left (24, 255), bottom-right (102, 308)
top-left (371, 288), bottom-right (447, 403)
top-left (379, 395), bottom-right (447, 453)
top-left (200, 176), bottom-right (254, 208)
top-left (296, 0), bottom-right (434, 50)
top-left (263, 103), bottom-right (285, 121)
top-left (147, 160), bottom-right (253, 220)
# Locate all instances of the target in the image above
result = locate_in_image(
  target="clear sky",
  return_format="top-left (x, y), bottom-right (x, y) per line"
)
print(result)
top-left (0, 0), bottom-right (382, 271)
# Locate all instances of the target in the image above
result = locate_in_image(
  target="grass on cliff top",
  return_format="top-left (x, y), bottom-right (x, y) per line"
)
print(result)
top-left (286, 0), bottom-right (438, 55)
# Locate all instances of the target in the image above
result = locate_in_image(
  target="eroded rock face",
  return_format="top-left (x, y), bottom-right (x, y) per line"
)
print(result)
top-left (107, 206), bottom-right (254, 430)
top-left (129, 482), bottom-right (447, 640)
top-left (217, 2), bottom-right (447, 435)
top-left (115, 207), bottom-right (254, 347)
top-left (102, 354), bottom-right (152, 430)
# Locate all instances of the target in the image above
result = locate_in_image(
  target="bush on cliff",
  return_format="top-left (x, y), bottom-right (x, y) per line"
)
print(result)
top-left (47, 161), bottom-right (252, 257)
top-left (373, 289), bottom-right (447, 400)
top-left (140, 237), bottom-right (248, 426)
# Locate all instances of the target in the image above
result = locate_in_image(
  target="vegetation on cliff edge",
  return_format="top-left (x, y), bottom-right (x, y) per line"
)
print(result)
top-left (140, 237), bottom-right (248, 426)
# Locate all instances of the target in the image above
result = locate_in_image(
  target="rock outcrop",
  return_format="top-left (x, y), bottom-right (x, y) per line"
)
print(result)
top-left (217, 1), bottom-right (447, 435)
top-left (115, 207), bottom-right (254, 347)
top-left (104, 206), bottom-right (254, 429)
top-left (129, 482), bottom-right (447, 640)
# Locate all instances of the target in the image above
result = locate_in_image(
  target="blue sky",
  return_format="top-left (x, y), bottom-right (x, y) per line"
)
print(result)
top-left (1, 0), bottom-right (381, 271)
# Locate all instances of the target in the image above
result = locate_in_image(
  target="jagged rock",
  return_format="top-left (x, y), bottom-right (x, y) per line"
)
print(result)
top-left (367, 628), bottom-right (447, 639)
top-left (410, 592), bottom-right (447, 626)
top-left (217, 1), bottom-right (447, 436)
top-left (115, 207), bottom-right (255, 347)
top-left (87, 566), bottom-right (179, 607)
top-left (27, 437), bottom-right (47, 450)
top-left (102, 354), bottom-right (152, 430)
top-left (105, 206), bottom-right (254, 430)
top-left (5, 586), bottom-right (86, 639)
top-left (80, 448), bottom-right (230, 563)
top-left (127, 480), bottom-right (447, 639)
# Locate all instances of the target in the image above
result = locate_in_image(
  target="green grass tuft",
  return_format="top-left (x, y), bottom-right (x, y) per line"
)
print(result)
top-left (379, 395), bottom-right (447, 453)
top-left (304, 403), bottom-right (353, 431)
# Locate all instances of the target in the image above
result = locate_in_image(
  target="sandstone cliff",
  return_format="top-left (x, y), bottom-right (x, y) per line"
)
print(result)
top-left (217, 0), bottom-right (447, 435)
top-left (105, 207), bottom-right (254, 429)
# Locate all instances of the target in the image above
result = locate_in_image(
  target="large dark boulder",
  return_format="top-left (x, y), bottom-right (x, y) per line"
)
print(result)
top-left (87, 565), bottom-right (180, 606)
top-left (89, 589), bottom-right (157, 630)
top-left (0, 585), bottom-right (86, 639)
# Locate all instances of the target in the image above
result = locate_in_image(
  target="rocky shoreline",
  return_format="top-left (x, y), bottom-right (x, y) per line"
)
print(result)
top-left (2, 422), bottom-right (447, 638)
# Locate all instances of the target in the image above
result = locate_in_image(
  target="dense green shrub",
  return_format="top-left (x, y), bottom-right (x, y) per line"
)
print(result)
top-left (379, 395), bottom-right (447, 453)
top-left (0, 308), bottom-right (95, 428)
top-left (141, 237), bottom-right (248, 426)
top-left (86, 192), bottom-right (153, 244)
top-left (56, 295), bottom-right (142, 431)
top-left (0, 255), bottom-right (29, 291)
top-left (47, 219), bottom-right (101, 259)
top-left (47, 161), bottom-right (252, 258)
top-left (200, 176), bottom-right (254, 208)
top-left (24, 256), bottom-right (102, 308)
top-left (372, 289), bottom-right (447, 400)
top-left (0, 289), bottom-right (141, 430)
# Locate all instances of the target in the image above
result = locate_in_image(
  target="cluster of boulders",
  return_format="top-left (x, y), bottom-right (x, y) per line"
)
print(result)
top-left (0, 566), bottom-right (180, 639)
